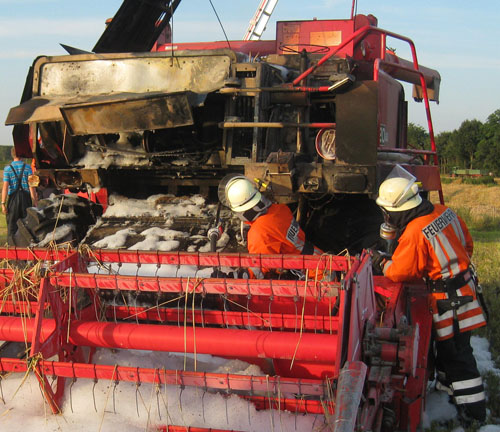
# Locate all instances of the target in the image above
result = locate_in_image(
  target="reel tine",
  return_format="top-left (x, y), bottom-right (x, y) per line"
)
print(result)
top-left (200, 295), bottom-right (205, 328)
top-left (112, 292), bottom-right (118, 324)
top-left (69, 377), bottom-right (76, 413)
top-left (247, 398), bottom-right (251, 426)
top-left (113, 380), bottom-right (119, 414)
top-left (178, 384), bottom-right (184, 413)
top-left (201, 389), bottom-right (207, 423)
top-left (156, 292), bottom-right (163, 323)
top-left (135, 370), bottom-right (142, 417)
top-left (225, 373), bottom-right (230, 424)
top-left (0, 375), bottom-right (4, 404)
top-left (135, 383), bottom-right (140, 417)
top-left (155, 383), bottom-right (161, 421)
top-left (224, 393), bottom-right (229, 424)
top-left (92, 378), bottom-right (98, 413)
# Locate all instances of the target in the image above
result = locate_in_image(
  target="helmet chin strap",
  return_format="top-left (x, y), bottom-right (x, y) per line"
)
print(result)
top-left (236, 204), bottom-right (269, 222)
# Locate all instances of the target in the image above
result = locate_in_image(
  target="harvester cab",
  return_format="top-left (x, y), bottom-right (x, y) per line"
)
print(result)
top-left (1, 1), bottom-right (442, 431)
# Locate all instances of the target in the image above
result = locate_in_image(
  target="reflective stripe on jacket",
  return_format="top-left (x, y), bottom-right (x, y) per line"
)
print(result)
top-left (383, 204), bottom-right (486, 340)
top-left (247, 204), bottom-right (322, 278)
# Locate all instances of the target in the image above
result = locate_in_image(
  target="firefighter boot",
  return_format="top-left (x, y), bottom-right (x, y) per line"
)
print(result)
top-left (452, 375), bottom-right (486, 424)
top-left (457, 400), bottom-right (486, 427)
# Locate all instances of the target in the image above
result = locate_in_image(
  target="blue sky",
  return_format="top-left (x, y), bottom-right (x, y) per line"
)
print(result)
top-left (1, 0), bottom-right (499, 147)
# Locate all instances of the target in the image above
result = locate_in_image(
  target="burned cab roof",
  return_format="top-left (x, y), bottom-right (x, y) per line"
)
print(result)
top-left (5, 51), bottom-right (235, 131)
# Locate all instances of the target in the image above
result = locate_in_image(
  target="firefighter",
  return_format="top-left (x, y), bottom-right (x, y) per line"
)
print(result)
top-left (372, 166), bottom-right (487, 424)
top-left (222, 175), bottom-right (323, 279)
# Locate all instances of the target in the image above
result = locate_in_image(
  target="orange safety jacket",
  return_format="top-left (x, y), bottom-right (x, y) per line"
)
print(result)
top-left (383, 204), bottom-right (486, 341)
top-left (246, 203), bottom-right (323, 279)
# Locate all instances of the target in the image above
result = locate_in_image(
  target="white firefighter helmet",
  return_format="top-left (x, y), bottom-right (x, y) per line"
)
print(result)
top-left (376, 165), bottom-right (422, 212)
top-left (223, 176), bottom-right (263, 212)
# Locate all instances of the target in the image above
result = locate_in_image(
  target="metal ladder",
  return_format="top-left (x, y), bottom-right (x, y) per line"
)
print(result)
top-left (243, 0), bottom-right (279, 41)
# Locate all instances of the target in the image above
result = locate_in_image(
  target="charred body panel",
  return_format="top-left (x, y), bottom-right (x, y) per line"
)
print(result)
top-left (60, 92), bottom-right (194, 135)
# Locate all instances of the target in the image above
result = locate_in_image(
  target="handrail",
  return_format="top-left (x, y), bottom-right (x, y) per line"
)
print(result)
top-left (374, 59), bottom-right (437, 156)
top-left (290, 25), bottom-right (436, 147)
top-left (290, 25), bottom-right (436, 152)
top-left (374, 58), bottom-right (443, 204)
top-left (290, 24), bottom-right (444, 203)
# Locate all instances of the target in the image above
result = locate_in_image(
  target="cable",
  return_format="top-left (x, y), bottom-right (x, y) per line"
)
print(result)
top-left (208, 0), bottom-right (232, 50)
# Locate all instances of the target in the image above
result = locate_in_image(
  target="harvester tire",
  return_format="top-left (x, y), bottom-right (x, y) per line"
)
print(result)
top-left (10, 194), bottom-right (103, 247)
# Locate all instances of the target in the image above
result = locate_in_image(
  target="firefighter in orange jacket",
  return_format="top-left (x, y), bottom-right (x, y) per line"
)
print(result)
top-left (373, 167), bottom-right (487, 423)
top-left (222, 175), bottom-right (323, 279)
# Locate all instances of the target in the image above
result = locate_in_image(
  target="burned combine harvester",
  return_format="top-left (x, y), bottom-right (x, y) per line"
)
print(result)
top-left (1, 1), bottom-right (444, 431)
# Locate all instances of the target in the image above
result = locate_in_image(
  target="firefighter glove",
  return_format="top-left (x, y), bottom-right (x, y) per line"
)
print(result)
top-left (370, 249), bottom-right (388, 276)
top-left (236, 269), bottom-right (249, 279)
top-left (211, 269), bottom-right (231, 278)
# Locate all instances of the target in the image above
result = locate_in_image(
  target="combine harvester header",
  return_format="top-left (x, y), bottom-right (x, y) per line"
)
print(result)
top-left (0, 247), bottom-right (432, 431)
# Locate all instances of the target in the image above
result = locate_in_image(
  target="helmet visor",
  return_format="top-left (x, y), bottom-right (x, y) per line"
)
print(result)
top-left (376, 164), bottom-right (418, 209)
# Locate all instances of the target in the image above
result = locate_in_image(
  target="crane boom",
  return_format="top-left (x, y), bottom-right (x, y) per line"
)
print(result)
top-left (93, 0), bottom-right (181, 53)
top-left (243, 0), bottom-right (279, 41)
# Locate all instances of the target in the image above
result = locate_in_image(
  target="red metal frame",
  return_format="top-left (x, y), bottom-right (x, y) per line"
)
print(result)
top-left (0, 249), bottom-right (349, 417)
top-left (286, 24), bottom-right (443, 204)
top-left (0, 248), bottom-right (432, 431)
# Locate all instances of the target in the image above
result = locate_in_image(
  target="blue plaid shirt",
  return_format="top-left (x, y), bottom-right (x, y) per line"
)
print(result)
top-left (3, 161), bottom-right (32, 195)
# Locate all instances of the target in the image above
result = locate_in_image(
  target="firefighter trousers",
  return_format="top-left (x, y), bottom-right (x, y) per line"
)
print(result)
top-left (435, 330), bottom-right (486, 422)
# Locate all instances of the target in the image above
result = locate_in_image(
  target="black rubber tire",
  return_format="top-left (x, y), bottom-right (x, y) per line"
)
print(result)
top-left (11, 194), bottom-right (103, 247)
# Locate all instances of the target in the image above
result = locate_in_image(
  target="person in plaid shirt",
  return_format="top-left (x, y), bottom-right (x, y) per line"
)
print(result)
top-left (2, 147), bottom-right (38, 239)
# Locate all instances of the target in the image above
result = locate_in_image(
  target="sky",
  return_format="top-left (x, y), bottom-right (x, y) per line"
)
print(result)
top-left (0, 0), bottom-right (499, 147)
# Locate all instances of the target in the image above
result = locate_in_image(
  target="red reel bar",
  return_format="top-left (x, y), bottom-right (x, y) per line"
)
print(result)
top-left (104, 306), bottom-right (340, 332)
top-left (0, 247), bottom-right (74, 262)
top-left (0, 248), bottom-right (351, 274)
top-left (0, 317), bottom-right (338, 363)
top-left (158, 427), bottom-right (244, 432)
top-left (0, 300), bottom-right (40, 316)
top-left (244, 395), bottom-right (333, 415)
top-left (50, 272), bottom-right (340, 299)
top-left (0, 358), bottom-right (325, 397)
top-left (86, 249), bottom-right (351, 272)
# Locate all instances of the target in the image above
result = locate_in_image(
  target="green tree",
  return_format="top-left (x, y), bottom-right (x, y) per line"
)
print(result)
top-left (475, 109), bottom-right (500, 174)
top-left (407, 123), bottom-right (430, 150)
top-left (0, 146), bottom-right (12, 160)
top-left (435, 131), bottom-right (455, 173)
top-left (451, 119), bottom-right (483, 169)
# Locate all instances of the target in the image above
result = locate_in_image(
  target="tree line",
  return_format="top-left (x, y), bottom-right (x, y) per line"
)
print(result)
top-left (407, 109), bottom-right (500, 175)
